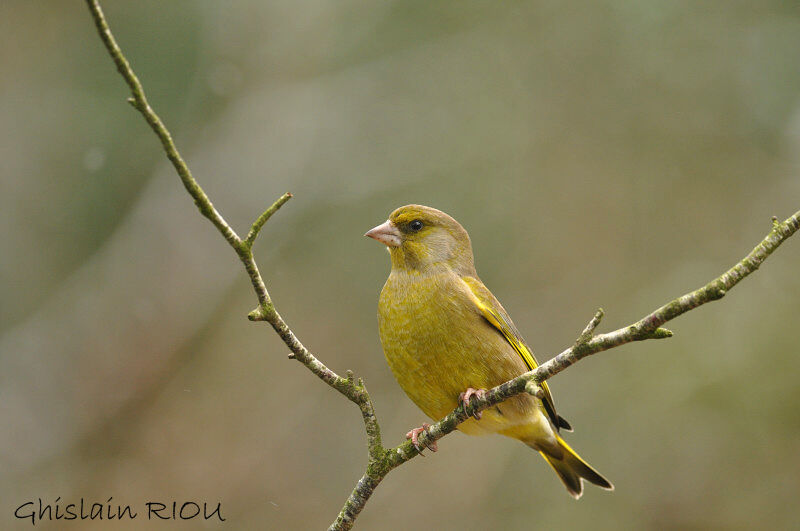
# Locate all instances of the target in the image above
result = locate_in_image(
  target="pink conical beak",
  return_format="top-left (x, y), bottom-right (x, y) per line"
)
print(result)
top-left (365, 220), bottom-right (402, 247)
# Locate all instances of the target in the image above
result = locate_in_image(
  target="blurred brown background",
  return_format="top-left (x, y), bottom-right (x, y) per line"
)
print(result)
top-left (2, 1), bottom-right (799, 529)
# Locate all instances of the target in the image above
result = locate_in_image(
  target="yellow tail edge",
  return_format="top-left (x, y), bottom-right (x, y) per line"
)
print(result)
top-left (539, 434), bottom-right (614, 499)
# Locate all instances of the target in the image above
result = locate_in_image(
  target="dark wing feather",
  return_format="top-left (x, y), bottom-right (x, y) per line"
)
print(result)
top-left (461, 276), bottom-right (570, 432)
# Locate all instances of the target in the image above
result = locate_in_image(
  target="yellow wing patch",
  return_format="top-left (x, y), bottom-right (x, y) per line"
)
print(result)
top-left (475, 299), bottom-right (538, 370)
top-left (462, 277), bottom-right (568, 431)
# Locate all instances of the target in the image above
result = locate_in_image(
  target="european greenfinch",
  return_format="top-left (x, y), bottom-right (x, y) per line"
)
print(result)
top-left (366, 204), bottom-right (612, 498)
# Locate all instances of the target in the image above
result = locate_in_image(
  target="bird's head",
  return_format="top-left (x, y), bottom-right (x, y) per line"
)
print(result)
top-left (365, 204), bottom-right (475, 274)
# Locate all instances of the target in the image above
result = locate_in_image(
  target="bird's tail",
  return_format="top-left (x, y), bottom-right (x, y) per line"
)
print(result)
top-left (536, 434), bottom-right (613, 499)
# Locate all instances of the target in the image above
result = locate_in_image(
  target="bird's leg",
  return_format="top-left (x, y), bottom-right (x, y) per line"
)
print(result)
top-left (406, 423), bottom-right (437, 453)
top-left (458, 387), bottom-right (488, 420)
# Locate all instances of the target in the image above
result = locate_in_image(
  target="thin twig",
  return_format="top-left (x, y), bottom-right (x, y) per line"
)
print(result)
top-left (85, 0), bottom-right (240, 249)
top-left (574, 307), bottom-right (604, 346)
top-left (85, 0), bottom-right (385, 502)
top-left (244, 192), bottom-right (294, 249)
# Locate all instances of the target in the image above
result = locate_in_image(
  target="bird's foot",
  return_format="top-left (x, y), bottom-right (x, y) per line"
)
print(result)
top-left (458, 387), bottom-right (488, 420)
top-left (406, 423), bottom-right (437, 454)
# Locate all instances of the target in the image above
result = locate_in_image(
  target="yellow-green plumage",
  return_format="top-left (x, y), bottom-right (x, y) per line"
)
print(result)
top-left (368, 204), bottom-right (612, 498)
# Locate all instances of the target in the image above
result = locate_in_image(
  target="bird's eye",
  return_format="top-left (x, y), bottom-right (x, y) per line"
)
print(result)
top-left (409, 220), bottom-right (423, 232)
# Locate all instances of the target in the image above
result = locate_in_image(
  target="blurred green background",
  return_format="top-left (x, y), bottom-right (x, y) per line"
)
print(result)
top-left (2, 1), bottom-right (799, 529)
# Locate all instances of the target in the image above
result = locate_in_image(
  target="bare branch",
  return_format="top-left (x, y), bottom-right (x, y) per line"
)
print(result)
top-left (574, 307), bottom-right (604, 346)
top-left (85, 0), bottom-right (386, 508)
top-left (245, 192), bottom-right (294, 249)
top-left (85, 0), bottom-right (240, 249)
top-left (524, 381), bottom-right (545, 399)
top-left (331, 474), bottom-right (383, 531)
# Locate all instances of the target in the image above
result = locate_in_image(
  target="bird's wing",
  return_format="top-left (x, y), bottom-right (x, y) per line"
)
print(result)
top-left (461, 276), bottom-right (571, 432)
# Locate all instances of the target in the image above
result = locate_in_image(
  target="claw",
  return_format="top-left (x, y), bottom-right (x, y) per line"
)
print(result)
top-left (458, 388), bottom-right (487, 420)
top-left (405, 423), bottom-right (437, 453)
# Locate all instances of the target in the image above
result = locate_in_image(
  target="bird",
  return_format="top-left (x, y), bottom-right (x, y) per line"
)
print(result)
top-left (365, 204), bottom-right (612, 498)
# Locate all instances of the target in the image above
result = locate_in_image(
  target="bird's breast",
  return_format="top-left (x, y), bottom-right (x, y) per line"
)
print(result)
top-left (377, 271), bottom-right (530, 422)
